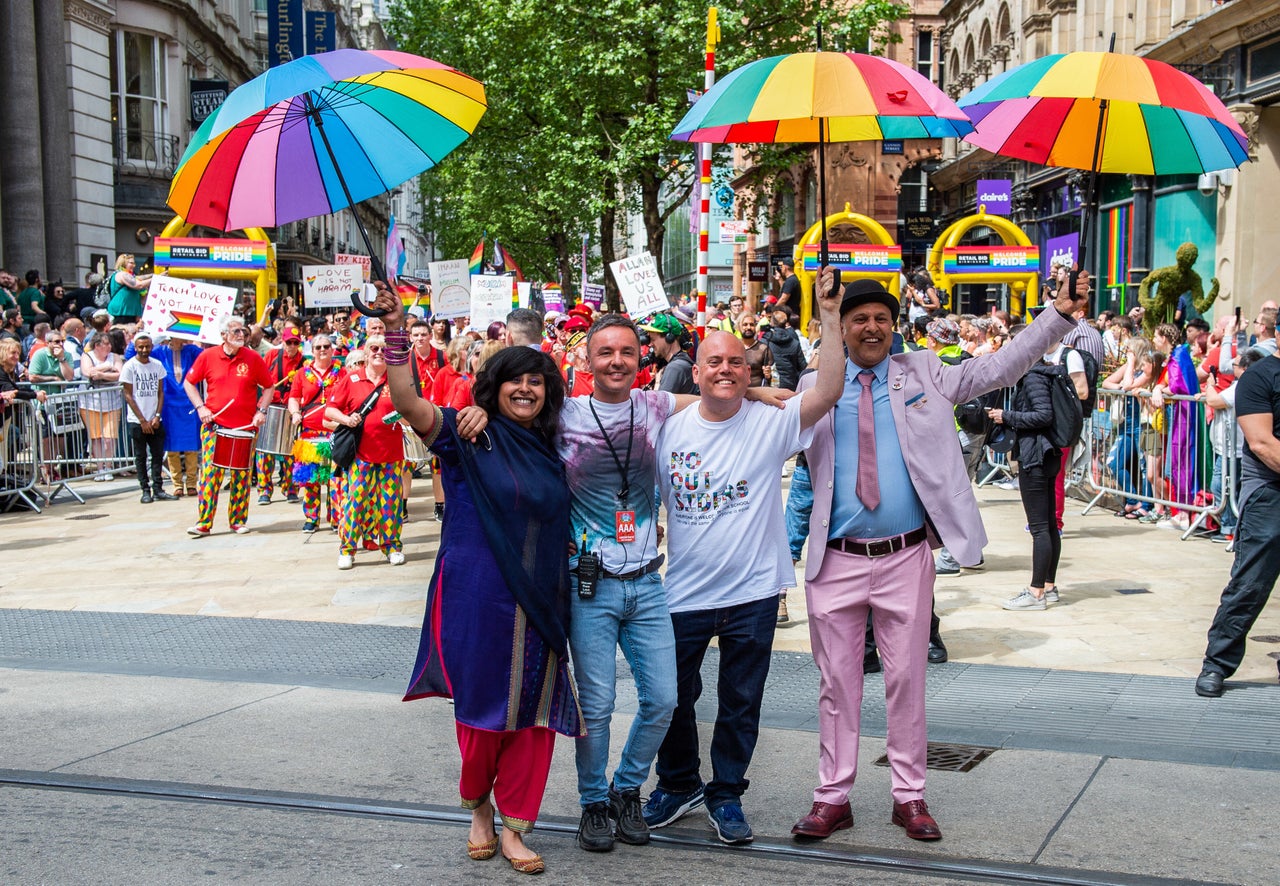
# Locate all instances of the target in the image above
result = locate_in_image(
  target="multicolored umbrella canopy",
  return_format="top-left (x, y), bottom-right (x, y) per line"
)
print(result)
top-left (168, 49), bottom-right (487, 231)
top-left (958, 52), bottom-right (1249, 175)
top-left (672, 51), bottom-right (974, 143)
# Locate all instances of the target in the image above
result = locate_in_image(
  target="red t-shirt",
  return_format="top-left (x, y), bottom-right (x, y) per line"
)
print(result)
top-left (445, 374), bottom-right (474, 410)
top-left (265, 347), bottom-right (306, 404)
top-left (289, 362), bottom-right (342, 434)
top-left (328, 369), bottom-right (403, 464)
top-left (186, 345), bottom-right (272, 429)
top-left (430, 362), bottom-right (461, 406)
top-left (411, 346), bottom-right (445, 397)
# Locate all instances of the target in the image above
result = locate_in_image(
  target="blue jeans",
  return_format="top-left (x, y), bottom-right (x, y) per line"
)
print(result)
top-left (655, 594), bottom-right (778, 810)
top-left (784, 462), bottom-right (813, 561)
top-left (1210, 454), bottom-right (1238, 534)
top-left (570, 571), bottom-right (677, 806)
top-left (1107, 427), bottom-right (1145, 508)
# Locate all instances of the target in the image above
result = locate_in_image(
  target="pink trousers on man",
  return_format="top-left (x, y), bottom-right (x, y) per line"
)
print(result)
top-left (805, 539), bottom-right (934, 805)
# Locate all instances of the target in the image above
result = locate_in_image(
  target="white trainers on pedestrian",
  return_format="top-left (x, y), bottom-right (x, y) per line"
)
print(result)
top-left (232, 525), bottom-right (250, 535)
top-left (337, 553), bottom-right (354, 570)
top-left (387, 551), bottom-right (406, 566)
top-left (1043, 586), bottom-right (1060, 604)
top-left (1002, 589), bottom-right (1046, 611)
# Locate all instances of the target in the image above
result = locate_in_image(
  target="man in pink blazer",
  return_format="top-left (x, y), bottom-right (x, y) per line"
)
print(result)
top-left (791, 270), bottom-right (1089, 842)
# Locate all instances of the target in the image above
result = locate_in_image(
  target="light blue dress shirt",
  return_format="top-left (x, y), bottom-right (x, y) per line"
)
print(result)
top-left (829, 355), bottom-right (926, 540)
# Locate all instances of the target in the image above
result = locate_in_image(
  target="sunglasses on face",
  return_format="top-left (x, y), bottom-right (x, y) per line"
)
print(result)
top-left (313, 344), bottom-right (332, 351)
top-left (366, 346), bottom-right (385, 353)
top-left (226, 328), bottom-right (247, 337)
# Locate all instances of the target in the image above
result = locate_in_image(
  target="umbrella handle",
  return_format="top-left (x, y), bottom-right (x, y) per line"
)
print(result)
top-left (350, 290), bottom-right (390, 318)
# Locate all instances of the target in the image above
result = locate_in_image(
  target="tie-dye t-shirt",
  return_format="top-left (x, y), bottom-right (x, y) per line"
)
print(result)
top-left (558, 390), bottom-right (675, 574)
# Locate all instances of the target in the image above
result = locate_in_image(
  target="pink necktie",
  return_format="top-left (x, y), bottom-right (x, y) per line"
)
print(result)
top-left (856, 370), bottom-right (880, 511)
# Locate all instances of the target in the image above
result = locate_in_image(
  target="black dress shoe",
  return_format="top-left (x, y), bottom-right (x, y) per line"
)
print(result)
top-left (928, 634), bottom-right (948, 664)
top-left (153, 490), bottom-right (177, 501)
top-left (139, 491), bottom-right (153, 504)
top-left (1195, 668), bottom-right (1224, 698)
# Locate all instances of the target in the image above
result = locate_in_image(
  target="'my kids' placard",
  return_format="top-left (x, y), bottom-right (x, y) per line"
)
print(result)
top-left (139, 274), bottom-right (237, 345)
top-left (301, 264), bottom-right (363, 308)
top-left (609, 252), bottom-right (668, 320)
top-left (470, 275), bottom-right (512, 329)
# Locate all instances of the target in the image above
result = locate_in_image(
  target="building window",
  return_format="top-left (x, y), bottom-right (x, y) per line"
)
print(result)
top-left (776, 184), bottom-right (796, 241)
top-left (805, 175), bottom-right (818, 230)
top-left (900, 167), bottom-right (928, 214)
top-left (109, 30), bottom-right (168, 161)
top-left (917, 30), bottom-right (934, 83)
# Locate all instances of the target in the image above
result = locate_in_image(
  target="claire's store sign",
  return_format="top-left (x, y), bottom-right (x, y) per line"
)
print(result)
top-left (976, 179), bottom-right (1012, 215)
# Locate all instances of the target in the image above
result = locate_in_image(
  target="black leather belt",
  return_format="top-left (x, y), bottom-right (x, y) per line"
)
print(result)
top-left (603, 554), bottom-right (665, 582)
top-left (827, 527), bottom-right (927, 558)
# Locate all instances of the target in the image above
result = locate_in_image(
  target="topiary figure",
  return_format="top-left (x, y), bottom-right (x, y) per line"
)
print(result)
top-left (1137, 242), bottom-right (1219, 335)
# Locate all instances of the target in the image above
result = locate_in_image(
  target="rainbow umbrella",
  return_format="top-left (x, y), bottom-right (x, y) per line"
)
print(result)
top-left (958, 51), bottom-right (1248, 265)
top-left (671, 48), bottom-right (973, 264)
top-left (168, 49), bottom-right (485, 312)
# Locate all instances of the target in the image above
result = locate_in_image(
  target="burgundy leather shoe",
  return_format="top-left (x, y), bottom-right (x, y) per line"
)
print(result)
top-left (791, 801), bottom-right (853, 839)
top-left (892, 799), bottom-right (942, 840)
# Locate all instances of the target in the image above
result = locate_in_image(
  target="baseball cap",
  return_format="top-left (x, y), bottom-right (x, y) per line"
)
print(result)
top-left (284, 325), bottom-right (302, 342)
top-left (564, 316), bottom-right (590, 334)
top-left (638, 313), bottom-right (684, 338)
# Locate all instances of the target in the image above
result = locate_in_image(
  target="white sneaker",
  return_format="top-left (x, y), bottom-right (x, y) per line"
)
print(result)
top-left (102, 473), bottom-right (115, 482)
top-left (1043, 586), bottom-right (1060, 604)
top-left (232, 525), bottom-right (250, 535)
top-left (387, 551), bottom-right (406, 566)
top-left (337, 553), bottom-right (354, 570)
top-left (1002, 589), bottom-right (1046, 611)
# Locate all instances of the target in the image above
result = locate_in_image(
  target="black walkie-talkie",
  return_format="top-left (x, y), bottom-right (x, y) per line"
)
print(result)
top-left (577, 532), bottom-right (599, 599)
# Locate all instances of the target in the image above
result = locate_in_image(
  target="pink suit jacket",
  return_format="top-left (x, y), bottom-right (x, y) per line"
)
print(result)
top-left (800, 307), bottom-right (1076, 580)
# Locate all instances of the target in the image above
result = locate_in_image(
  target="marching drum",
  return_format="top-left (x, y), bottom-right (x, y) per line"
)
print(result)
top-left (402, 425), bottom-right (430, 466)
top-left (255, 404), bottom-right (297, 456)
top-left (212, 428), bottom-right (257, 470)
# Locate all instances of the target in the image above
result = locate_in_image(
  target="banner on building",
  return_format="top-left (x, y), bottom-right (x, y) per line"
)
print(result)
top-left (747, 260), bottom-right (769, 282)
top-left (718, 220), bottom-right (750, 245)
top-left (306, 10), bottom-right (335, 54)
top-left (942, 245), bottom-right (1040, 275)
top-left (976, 179), bottom-right (1012, 215)
top-left (801, 243), bottom-right (902, 274)
top-left (902, 213), bottom-right (935, 243)
top-left (268, 0), bottom-right (305, 67)
top-left (139, 275), bottom-right (237, 345)
top-left (428, 259), bottom-right (471, 319)
top-left (189, 80), bottom-right (228, 126)
top-left (300, 264), bottom-right (362, 308)
top-left (609, 253), bottom-right (668, 320)
top-left (154, 237), bottom-right (268, 270)
top-left (1043, 233), bottom-right (1080, 279)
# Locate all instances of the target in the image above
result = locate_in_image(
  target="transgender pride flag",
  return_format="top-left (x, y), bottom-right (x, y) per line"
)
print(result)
top-left (385, 212), bottom-right (406, 283)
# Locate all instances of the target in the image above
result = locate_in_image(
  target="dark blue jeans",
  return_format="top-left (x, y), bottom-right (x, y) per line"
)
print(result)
top-left (1203, 483), bottom-right (1280, 677)
top-left (655, 594), bottom-right (778, 810)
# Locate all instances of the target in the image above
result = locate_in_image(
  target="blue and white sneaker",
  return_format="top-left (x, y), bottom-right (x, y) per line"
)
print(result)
top-left (707, 802), bottom-right (753, 844)
top-left (642, 784), bottom-right (705, 828)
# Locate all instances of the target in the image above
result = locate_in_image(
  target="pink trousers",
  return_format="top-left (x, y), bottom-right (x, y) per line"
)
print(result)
top-left (805, 538), bottom-right (934, 805)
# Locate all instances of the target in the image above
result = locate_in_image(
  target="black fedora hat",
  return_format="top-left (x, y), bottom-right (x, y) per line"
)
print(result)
top-left (839, 279), bottom-right (900, 321)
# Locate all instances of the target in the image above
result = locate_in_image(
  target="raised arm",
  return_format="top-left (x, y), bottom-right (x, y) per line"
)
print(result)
top-left (799, 266), bottom-right (845, 430)
top-left (370, 284), bottom-right (440, 440)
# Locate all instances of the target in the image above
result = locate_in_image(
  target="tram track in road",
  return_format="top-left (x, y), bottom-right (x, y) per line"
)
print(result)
top-left (0, 768), bottom-right (1228, 886)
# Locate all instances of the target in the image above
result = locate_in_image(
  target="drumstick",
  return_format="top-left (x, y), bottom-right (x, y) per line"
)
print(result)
top-left (190, 400), bottom-right (234, 419)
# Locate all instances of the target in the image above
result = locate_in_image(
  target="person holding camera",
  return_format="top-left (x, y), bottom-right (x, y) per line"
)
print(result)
top-left (774, 258), bottom-right (801, 309)
top-left (639, 313), bottom-right (697, 395)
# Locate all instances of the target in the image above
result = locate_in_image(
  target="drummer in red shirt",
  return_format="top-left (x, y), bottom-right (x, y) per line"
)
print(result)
top-left (182, 314), bottom-right (274, 537)
top-left (288, 333), bottom-right (343, 533)
top-left (256, 324), bottom-right (306, 505)
top-left (326, 334), bottom-right (407, 570)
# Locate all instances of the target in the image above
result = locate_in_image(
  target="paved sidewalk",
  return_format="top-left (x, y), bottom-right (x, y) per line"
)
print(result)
top-left (4, 474), bottom-right (1277, 683)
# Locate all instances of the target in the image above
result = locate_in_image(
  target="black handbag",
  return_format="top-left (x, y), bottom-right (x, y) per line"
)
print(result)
top-left (331, 381), bottom-right (385, 472)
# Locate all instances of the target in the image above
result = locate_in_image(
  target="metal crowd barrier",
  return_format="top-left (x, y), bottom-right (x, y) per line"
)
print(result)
top-left (39, 382), bottom-right (138, 492)
top-left (1081, 388), bottom-right (1228, 541)
top-left (0, 399), bottom-right (44, 512)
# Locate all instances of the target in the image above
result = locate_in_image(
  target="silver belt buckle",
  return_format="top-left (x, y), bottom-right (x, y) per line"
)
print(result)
top-left (865, 538), bottom-right (895, 558)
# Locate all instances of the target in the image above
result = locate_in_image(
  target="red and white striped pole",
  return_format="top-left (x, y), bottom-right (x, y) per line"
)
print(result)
top-left (695, 7), bottom-right (719, 338)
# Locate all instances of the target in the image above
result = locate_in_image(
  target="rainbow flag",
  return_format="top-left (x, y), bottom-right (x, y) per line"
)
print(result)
top-left (166, 310), bottom-right (204, 337)
top-left (468, 237), bottom-right (485, 276)
top-left (1106, 205), bottom-right (1133, 289)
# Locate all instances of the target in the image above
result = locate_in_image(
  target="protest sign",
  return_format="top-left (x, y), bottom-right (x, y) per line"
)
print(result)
top-left (301, 264), bottom-right (362, 308)
top-left (429, 259), bottom-right (471, 318)
top-left (517, 281), bottom-right (532, 309)
top-left (139, 274), bottom-right (237, 345)
top-left (470, 275), bottom-right (511, 329)
top-left (609, 252), bottom-right (668, 320)
top-left (582, 282), bottom-right (605, 310)
top-left (541, 283), bottom-right (565, 314)
top-left (334, 253), bottom-right (371, 282)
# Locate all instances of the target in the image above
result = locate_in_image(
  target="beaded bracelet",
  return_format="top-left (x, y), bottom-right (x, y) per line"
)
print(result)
top-left (384, 329), bottom-right (410, 348)
top-left (383, 347), bottom-right (410, 366)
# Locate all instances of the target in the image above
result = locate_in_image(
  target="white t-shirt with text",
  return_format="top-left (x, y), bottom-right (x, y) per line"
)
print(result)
top-left (657, 394), bottom-right (812, 613)
top-left (119, 357), bottom-right (166, 424)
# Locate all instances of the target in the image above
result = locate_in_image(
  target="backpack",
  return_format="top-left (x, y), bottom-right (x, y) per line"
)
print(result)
top-left (1065, 345), bottom-right (1101, 416)
top-left (1042, 362), bottom-right (1085, 449)
top-left (94, 272), bottom-right (113, 309)
top-left (938, 349), bottom-right (993, 436)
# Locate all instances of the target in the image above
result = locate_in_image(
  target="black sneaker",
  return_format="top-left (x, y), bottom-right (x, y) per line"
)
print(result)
top-left (577, 801), bottom-right (614, 852)
top-left (609, 784), bottom-right (650, 845)
top-left (433, 502), bottom-right (445, 522)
